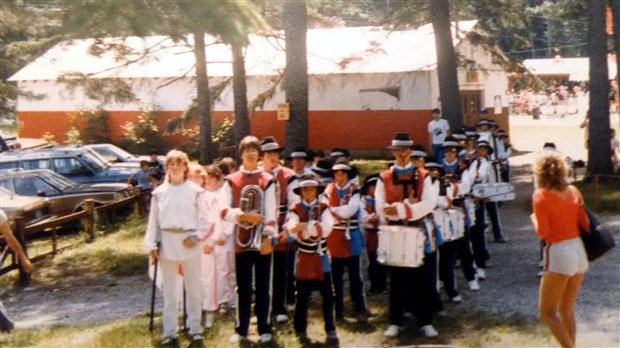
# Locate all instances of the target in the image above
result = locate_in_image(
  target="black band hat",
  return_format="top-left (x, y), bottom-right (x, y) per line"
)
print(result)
top-left (542, 142), bottom-right (557, 151)
top-left (330, 148), bottom-right (351, 158)
top-left (476, 119), bottom-right (491, 128)
top-left (442, 135), bottom-right (462, 150)
top-left (386, 132), bottom-right (414, 150)
top-left (424, 156), bottom-right (445, 175)
top-left (260, 136), bottom-right (284, 153)
top-left (310, 158), bottom-right (334, 178)
top-left (331, 158), bottom-right (356, 180)
top-left (293, 175), bottom-right (325, 195)
top-left (465, 131), bottom-right (479, 140)
top-left (361, 174), bottom-right (380, 195)
top-left (476, 140), bottom-right (494, 155)
top-left (411, 150), bottom-right (427, 158)
top-left (287, 146), bottom-right (310, 161)
top-left (452, 133), bottom-right (467, 141)
top-left (496, 129), bottom-right (507, 138)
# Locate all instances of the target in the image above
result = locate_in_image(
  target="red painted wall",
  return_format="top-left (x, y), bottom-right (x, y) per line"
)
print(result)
top-left (19, 109), bottom-right (483, 151)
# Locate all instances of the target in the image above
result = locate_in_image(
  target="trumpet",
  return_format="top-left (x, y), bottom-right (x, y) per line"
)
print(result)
top-left (236, 185), bottom-right (264, 251)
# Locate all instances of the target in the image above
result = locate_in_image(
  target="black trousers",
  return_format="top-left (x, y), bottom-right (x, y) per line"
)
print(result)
top-left (367, 251), bottom-right (387, 292)
top-left (456, 231), bottom-right (477, 281)
top-left (294, 273), bottom-right (336, 334)
top-left (388, 265), bottom-right (435, 327)
top-left (331, 256), bottom-right (367, 317)
top-left (287, 248), bottom-right (297, 305)
top-left (484, 201), bottom-right (504, 240)
top-left (421, 251), bottom-right (443, 315)
top-left (439, 240), bottom-right (459, 298)
top-left (235, 251), bottom-right (272, 336)
top-left (472, 205), bottom-right (491, 268)
top-left (272, 250), bottom-right (291, 315)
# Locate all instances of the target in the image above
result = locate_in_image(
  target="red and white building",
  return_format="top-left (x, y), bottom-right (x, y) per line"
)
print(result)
top-left (9, 20), bottom-right (509, 150)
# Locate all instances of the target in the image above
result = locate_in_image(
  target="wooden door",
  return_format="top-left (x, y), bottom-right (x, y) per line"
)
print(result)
top-left (460, 90), bottom-right (482, 127)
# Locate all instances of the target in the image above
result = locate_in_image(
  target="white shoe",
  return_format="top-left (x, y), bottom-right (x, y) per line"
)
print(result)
top-left (476, 268), bottom-right (487, 280)
top-left (384, 325), bottom-right (401, 338)
top-left (451, 295), bottom-right (463, 303)
top-left (229, 333), bottom-right (246, 344)
top-left (275, 314), bottom-right (288, 323)
top-left (205, 311), bottom-right (214, 328)
top-left (437, 310), bottom-right (448, 317)
top-left (468, 279), bottom-right (480, 291)
top-left (420, 324), bottom-right (439, 338)
top-left (402, 311), bottom-right (414, 320)
top-left (538, 260), bottom-right (545, 268)
top-left (260, 333), bottom-right (273, 343)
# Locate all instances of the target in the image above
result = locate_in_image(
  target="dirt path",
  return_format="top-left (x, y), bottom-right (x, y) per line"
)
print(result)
top-left (3, 159), bottom-right (619, 346)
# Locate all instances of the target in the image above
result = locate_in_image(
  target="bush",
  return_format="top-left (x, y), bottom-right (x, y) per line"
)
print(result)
top-left (120, 108), bottom-right (169, 155)
top-left (64, 109), bottom-right (111, 144)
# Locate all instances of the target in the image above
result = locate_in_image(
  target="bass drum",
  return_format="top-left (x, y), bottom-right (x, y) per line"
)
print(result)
top-left (377, 225), bottom-right (425, 268)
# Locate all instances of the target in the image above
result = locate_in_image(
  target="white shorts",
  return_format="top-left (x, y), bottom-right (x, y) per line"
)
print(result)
top-left (544, 237), bottom-right (588, 276)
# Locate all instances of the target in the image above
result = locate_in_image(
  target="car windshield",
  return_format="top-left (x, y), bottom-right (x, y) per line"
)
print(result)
top-left (39, 171), bottom-right (77, 191)
top-left (103, 144), bottom-right (135, 160)
top-left (78, 152), bottom-right (107, 171)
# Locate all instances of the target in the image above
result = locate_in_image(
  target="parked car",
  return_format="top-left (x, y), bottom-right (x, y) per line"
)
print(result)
top-left (0, 169), bottom-right (132, 217)
top-left (0, 131), bottom-right (19, 152)
top-left (0, 132), bottom-right (50, 153)
top-left (85, 143), bottom-right (165, 167)
top-left (0, 186), bottom-right (52, 229)
top-left (0, 146), bottom-right (137, 185)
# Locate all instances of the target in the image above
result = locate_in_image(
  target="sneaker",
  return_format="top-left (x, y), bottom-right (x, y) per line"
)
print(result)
top-left (205, 311), bottom-right (214, 328)
top-left (420, 324), bottom-right (439, 338)
top-left (161, 336), bottom-right (178, 345)
top-left (275, 314), bottom-right (288, 323)
top-left (468, 279), bottom-right (480, 291)
top-left (190, 333), bottom-right (203, 342)
top-left (402, 311), bottom-right (414, 320)
top-left (538, 260), bottom-right (545, 268)
top-left (451, 295), bottom-right (463, 303)
top-left (260, 333), bottom-right (273, 343)
top-left (326, 330), bottom-right (339, 342)
top-left (476, 268), bottom-right (487, 280)
top-left (384, 325), bottom-right (401, 338)
top-left (229, 333), bottom-right (246, 344)
top-left (356, 311), bottom-right (369, 323)
top-left (436, 310), bottom-right (448, 317)
top-left (538, 270), bottom-right (544, 277)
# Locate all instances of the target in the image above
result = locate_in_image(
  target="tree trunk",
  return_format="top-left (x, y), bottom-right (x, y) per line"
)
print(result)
top-left (431, 0), bottom-right (463, 130)
top-left (283, 0), bottom-right (309, 153)
top-left (193, 31), bottom-right (216, 164)
top-left (612, 0), bottom-right (620, 115)
top-left (587, 0), bottom-right (613, 176)
top-left (232, 42), bottom-right (251, 145)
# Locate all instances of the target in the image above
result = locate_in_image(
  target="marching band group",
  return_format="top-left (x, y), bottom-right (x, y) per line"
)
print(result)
top-left (144, 118), bottom-right (514, 345)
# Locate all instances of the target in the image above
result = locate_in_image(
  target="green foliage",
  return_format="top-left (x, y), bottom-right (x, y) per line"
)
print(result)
top-left (120, 108), bottom-right (169, 155)
top-left (173, 116), bottom-right (235, 160)
top-left (64, 109), bottom-right (111, 145)
top-left (0, 2), bottom-right (63, 119)
top-left (57, 73), bottom-right (137, 106)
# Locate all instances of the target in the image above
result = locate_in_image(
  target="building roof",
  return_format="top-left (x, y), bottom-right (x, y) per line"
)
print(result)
top-left (523, 55), bottom-right (617, 81)
top-left (9, 21), bottom-right (479, 81)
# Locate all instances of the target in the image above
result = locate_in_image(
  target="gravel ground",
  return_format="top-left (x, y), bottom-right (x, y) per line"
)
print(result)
top-left (3, 159), bottom-right (619, 346)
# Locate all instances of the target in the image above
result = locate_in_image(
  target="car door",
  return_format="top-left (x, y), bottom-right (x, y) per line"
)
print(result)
top-left (52, 157), bottom-right (93, 184)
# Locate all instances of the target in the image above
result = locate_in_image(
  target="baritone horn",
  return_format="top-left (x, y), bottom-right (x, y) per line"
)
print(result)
top-left (236, 185), bottom-right (264, 251)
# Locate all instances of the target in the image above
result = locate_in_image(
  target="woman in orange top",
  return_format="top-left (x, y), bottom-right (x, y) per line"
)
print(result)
top-left (532, 151), bottom-right (590, 348)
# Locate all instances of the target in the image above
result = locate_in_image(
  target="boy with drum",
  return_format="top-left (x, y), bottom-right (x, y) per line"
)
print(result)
top-left (376, 133), bottom-right (440, 339)
top-left (285, 175), bottom-right (339, 344)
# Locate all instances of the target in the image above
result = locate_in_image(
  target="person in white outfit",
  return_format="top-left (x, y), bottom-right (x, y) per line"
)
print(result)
top-left (144, 150), bottom-right (211, 345)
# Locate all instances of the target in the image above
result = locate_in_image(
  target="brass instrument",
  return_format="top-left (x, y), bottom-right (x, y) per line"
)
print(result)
top-left (236, 185), bottom-right (264, 251)
top-left (308, 204), bottom-right (323, 255)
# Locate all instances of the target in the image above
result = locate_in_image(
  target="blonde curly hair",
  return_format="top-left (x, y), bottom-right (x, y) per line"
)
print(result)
top-left (534, 151), bottom-right (569, 191)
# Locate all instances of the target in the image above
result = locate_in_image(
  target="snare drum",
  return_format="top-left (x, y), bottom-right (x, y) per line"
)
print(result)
top-left (447, 208), bottom-right (465, 241)
top-left (432, 209), bottom-right (451, 241)
top-left (472, 183), bottom-right (515, 202)
top-left (377, 225), bottom-right (425, 267)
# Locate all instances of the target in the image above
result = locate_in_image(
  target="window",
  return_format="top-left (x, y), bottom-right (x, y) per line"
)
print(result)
top-left (53, 157), bottom-right (89, 175)
top-left (22, 159), bottom-right (51, 170)
top-left (0, 162), bottom-right (18, 170)
top-left (0, 179), bottom-right (14, 192)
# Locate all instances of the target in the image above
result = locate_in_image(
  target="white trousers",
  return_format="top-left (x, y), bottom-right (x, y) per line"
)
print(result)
top-left (160, 256), bottom-right (202, 337)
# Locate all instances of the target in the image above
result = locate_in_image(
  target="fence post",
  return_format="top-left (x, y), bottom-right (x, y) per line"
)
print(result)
top-left (13, 216), bottom-right (31, 285)
top-left (84, 199), bottom-right (95, 243)
top-left (133, 187), bottom-right (145, 217)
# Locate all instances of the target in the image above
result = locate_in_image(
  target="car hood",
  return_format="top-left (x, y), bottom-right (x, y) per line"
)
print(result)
top-left (110, 162), bottom-right (140, 169)
top-left (65, 183), bottom-right (129, 193)
top-left (100, 166), bottom-right (138, 175)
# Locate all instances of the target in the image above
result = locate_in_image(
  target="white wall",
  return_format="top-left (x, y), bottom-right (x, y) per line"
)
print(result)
top-left (16, 71), bottom-right (435, 112)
